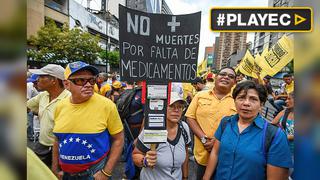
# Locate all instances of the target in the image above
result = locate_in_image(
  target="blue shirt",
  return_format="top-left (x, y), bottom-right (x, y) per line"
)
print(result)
top-left (214, 114), bottom-right (293, 180)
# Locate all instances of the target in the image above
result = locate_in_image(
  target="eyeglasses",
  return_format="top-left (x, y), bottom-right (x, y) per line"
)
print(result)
top-left (68, 77), bottom-right (96, 86)
top-left (218, 72), bottom-right (236, 79)
top-left (168, 104), bottom-right (185, 111)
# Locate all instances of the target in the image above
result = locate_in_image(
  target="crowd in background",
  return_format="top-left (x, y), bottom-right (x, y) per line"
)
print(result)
top-left (26, 61), bottom-right (294, 180)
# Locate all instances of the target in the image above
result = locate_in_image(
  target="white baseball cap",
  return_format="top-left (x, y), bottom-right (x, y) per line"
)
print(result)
top-left (169, 91), bottom-right (186, 106)
top-left (29, 64), bottom-right (65, 80)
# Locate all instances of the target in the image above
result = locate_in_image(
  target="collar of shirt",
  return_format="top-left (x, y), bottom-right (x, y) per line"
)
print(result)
top-left (44, 89), bottom-right (70, 107)
top-left (230, 113), bottom-right (265, 130)
top-left (209, 88), bottom-right (233, 101)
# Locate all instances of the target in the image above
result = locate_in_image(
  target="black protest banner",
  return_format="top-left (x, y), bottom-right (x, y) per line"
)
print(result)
top-left (119, 5), bottom-right (201, 83)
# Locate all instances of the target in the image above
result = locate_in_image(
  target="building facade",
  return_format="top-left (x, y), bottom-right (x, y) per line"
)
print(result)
top-left (214, 32), bottom-right (247, 69)
top-left (126, 0), bottom-right (171, 14)
top-left (204, 46), bottom-right (214, 68)
top-left (27, 0), bottom-right (69, 38)
top-left (253, 0), bottom-right (294, 55)
top-left (126, 0), bottom-right (161, 13)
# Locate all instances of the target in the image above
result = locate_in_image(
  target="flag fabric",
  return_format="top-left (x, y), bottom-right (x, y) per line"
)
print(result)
top-left (255, 35), bottom-right (293, 76)
top-left (197, 59), bottom-right (207, 75)
top-left (124, 141), bottom-right (135, 179)
top-left (237, 50), bottom-right (258, 78)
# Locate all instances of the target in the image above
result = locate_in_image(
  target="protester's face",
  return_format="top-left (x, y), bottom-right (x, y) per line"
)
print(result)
top-left (215, 68), bottom-right (236, 90)
top-left (286, 94), bottom-right (294, 109)
top-left (235, 89), bottom-right (262, 121)
top-left (195, 83), bottom-right (203, 91)
top-left (66, 70), bottom-right (95, 101)
top-left (236, 75), bottom-right (243, 83)
top-left (167, 101), bottom-right (184, 123)
top-left (96, 76), bottom-right (104, 84)
top-left (263, 78), bottom-right (269, 84)
top-left (283, 77), bottom-right (292, 84)
top-left (37, 75), bottom-right (56, 91)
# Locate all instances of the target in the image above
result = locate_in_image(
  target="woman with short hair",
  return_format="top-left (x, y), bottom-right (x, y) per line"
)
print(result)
top-left (203, 81), bottom-right (292, 180)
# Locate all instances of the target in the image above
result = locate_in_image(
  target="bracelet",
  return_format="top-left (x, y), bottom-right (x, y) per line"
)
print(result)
top-left (143, 156), bottom-right (148, 167)
top-left (101, 169), bottom-right (112, 177)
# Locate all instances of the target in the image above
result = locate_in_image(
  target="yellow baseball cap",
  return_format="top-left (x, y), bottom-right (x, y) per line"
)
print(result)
top-left (112, 81), bottom-right (122, 89)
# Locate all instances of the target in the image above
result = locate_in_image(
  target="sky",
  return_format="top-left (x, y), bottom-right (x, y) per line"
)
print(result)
top-left (76, 0), bottom-right (268, 63)
top-left (165, 0), bottom-right (269, 63)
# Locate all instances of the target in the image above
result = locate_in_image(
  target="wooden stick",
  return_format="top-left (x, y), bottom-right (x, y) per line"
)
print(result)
top-left (150, 144), bottom-right (156, 169)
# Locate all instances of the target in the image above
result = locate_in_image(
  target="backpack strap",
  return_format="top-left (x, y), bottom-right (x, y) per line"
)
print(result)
top-left (221, 116), bottom-right (232, 135)
top-left (262, 121), bottom-right (281, 160)
top-left (129, 108), bottom-right (143, 117)
top-left (178, 121), bottom-right (189, 146)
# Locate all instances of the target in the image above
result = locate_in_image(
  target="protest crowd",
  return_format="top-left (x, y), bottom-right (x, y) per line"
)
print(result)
top-left (26, 60), bottom-right (294, 180)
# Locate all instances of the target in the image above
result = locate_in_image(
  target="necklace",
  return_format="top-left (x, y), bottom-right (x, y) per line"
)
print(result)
top-left (168, 143), bottom-right (176, 175)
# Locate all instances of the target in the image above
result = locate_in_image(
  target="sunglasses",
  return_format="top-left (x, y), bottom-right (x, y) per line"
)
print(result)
top-left (68, 77), bottom-right (96, 86)
top-left (218, 72), bottom-right (236, 79)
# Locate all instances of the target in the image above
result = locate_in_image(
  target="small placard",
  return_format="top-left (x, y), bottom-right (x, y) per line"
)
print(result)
top-left (147, 85), bottom-right (167, 99)
top-left (143, 129), bottom-right (168, 143)
top-left (149, 99), bottom-right (164, 110)
top-left (148, 115), bottom-right (165, 128)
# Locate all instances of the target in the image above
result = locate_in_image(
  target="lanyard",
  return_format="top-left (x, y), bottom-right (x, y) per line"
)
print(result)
top-left (168, 143), bottom-right (176, 175)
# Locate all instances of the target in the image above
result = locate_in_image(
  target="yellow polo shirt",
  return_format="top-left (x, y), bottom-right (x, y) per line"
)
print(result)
top-left (185, 89), bottom-right (236, 166)
top-left (27, 89), bottom-right (70, 146)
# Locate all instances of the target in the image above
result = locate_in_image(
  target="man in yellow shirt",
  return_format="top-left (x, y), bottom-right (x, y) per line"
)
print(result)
top-left (94, 73), bottom-right (111, 96)
top-left (27, 64), bottom-right (70, 167)
top-left (185, 67), bottom-right (237, 180)
top-left (52, 61), bottom-right (124, 179)
top-left (274, 73), bottom-right (294, 111)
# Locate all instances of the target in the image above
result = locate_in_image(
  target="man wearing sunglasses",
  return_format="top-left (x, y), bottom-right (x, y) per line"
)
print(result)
top-left (27, 64), bottom-right (70, 167)
top-left (52, 61), bottom-right (124, 180)
top-left (185, 67), bottom-right (237, 180)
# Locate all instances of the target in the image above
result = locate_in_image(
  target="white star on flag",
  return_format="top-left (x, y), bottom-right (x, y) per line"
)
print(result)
top-left (63, 139), bottom-right (67, 144)
top-left (87, 144), bottom-right (92, 149)
top-left (90, 149), bottom-right (96, 153)
top-left (59, 143), bottom-right (62, 147)
top-left (82, 140), bottom-right (87, 145)
top-left (75, 137), bottom-right (80, 142)
top-left (69, 137), bottom-right (73, 142)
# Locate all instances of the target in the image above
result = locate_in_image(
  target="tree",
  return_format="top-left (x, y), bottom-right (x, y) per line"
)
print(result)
top-left (100, 50), bottom-right (120, 68)
top-left (27, 19), bottom-right (102, 64)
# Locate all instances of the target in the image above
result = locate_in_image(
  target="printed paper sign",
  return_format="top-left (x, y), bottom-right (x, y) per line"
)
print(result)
top-left (149, 99), bottom-right (164, 110)
top-left (143, 130), bottom-right (168, 143)
top-left (147, 85), bottom-right (167, 99)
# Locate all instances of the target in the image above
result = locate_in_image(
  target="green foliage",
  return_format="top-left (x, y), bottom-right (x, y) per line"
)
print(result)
top-left (100, 50), bottom-right (120, 68)
top-left (27, 19), bottom-right (102, 64)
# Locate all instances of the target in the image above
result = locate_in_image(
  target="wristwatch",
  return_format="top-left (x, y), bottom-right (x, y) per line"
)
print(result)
top-left (200, 135), bottom-right (207, 144)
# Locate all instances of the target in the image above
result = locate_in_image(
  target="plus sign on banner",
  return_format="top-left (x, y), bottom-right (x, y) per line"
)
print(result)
top-left (119, 5), bottom-right (201, 83)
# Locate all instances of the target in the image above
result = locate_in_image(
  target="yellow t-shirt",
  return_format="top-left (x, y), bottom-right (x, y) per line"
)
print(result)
top-left (94, 83), bottom-right (112, 96)
top-left (185, 89), bottom-right (236, 166)
top-left (53, 93), bottom-right (123, 173)
top-left (27, 148), bottom-right (57, 180)
top-left (285, 81), bottom-right (294, 94)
